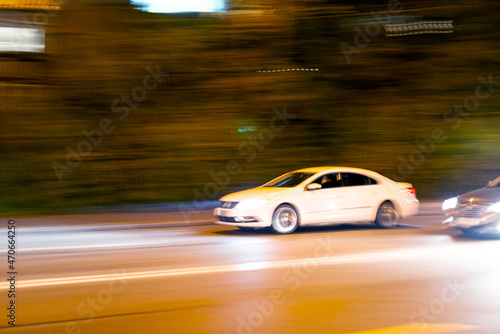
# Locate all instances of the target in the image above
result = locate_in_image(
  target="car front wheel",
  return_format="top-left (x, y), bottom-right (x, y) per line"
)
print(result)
top-left (374, 201), bottom-right (399, 228)
top-left (271, 204), bottom-right (299, 234)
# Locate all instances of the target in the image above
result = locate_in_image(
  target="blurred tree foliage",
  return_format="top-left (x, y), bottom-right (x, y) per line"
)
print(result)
top-left (1, 0), bottom-right (500, 215)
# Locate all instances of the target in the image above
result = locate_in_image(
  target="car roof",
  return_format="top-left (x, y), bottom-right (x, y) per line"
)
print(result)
top-left (292, 166), bottom-right (381, 175)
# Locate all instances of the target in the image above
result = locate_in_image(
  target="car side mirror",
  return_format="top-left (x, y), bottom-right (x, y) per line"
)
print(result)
top-left (306, 183), bottom-right (322, 191)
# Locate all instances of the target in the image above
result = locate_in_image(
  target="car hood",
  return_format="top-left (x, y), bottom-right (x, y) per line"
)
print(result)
top-left (220, 187), bottom-right (293, 202)
top-left (458, 187), bottom-right (500, 205)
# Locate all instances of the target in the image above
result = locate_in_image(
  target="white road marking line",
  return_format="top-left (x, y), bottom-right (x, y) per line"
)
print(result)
top-left (0, 244), bottom-right (454, 289)
top-left (16, 234), bottom-right (269, 252)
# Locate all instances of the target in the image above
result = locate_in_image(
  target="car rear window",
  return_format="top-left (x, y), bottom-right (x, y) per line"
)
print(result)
top-left (343, 173), bottom-right (377, 186)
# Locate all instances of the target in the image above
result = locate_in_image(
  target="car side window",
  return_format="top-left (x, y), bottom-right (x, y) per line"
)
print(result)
top-left (312, 173), bottom-right (343, 189)
top-left (342, 173), bottom-right (377, 186)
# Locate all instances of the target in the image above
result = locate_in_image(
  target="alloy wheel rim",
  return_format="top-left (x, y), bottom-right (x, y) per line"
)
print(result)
top-left (380, 205), bottom-right (397, 226)
top-left (276, 208), bottom-right (297, 233)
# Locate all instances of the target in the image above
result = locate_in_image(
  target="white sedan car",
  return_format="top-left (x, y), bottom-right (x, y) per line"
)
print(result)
top-left (214, 167), bottom-right (419, 234)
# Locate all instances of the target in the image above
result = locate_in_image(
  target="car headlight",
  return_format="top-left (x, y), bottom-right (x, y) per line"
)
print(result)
top-left (442, 197), bottom-right (458, 210)
top-left (488, 202), bottom-right (500, 213)
top-left (236, 199), bottom-right (269, 210)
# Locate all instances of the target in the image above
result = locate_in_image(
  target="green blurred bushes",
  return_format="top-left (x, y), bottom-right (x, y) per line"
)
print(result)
top-left (1, 0), bottom-right (500, 215)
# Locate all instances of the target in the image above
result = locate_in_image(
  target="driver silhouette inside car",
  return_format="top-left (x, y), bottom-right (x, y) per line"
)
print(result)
top-left (319, 173), bottom-right (342, 189)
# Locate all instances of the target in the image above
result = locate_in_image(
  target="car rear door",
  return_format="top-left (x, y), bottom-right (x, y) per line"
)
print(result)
top-left (339, 172), bottom-right (384, 221)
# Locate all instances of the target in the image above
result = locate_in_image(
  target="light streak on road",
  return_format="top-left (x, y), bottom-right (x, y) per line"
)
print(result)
top-left (348, 322), bottom-right (478, 334)
top-left (0, 243), bottom-right (456, 289)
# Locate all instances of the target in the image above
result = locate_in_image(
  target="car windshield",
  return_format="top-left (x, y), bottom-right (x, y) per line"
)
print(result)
top-left (263, 172), bottom-right (314, 188)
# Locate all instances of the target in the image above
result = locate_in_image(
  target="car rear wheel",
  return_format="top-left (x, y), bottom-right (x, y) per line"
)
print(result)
top-left (271, 204), bottom-right (299, 234)
top-left (374, 201), bottom-right (399, 228)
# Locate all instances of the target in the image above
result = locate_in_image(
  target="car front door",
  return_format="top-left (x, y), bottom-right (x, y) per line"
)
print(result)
top-left (302, 172), bottom-right (351, 225)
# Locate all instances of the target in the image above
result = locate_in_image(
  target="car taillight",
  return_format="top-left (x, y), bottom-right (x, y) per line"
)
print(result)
top-left (407, 187), bottom-right (416, 195)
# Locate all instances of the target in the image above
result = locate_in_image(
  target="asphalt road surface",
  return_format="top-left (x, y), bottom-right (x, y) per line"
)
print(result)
top-left (1, 204), bottom-right (500, 334)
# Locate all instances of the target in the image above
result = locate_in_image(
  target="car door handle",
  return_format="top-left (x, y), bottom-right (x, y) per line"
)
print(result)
top-left (333, 195), bottom-right (344, 198)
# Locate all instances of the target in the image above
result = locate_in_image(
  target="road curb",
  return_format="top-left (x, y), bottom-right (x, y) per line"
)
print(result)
top-left (19, 220), bottom-right (216, 233)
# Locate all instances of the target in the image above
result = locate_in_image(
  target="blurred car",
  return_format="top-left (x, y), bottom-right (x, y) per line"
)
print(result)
top-left (213, 167), bottom-right (419, 234)
top-left (442, 176), bottom-right (500, 237)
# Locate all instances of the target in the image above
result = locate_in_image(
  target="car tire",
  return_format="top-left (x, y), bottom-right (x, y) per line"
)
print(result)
top-left (374, 201), bottom-right (399, 228)
top-left (271, 204), bottom-right (299, 234)
top-left (238, 227), bottom-right (254, 232)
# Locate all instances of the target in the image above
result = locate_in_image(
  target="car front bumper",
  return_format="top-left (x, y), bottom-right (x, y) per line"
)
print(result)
top-left (213, 207), bottom-right (271, 228)
top-left (443, 212), bottom-right (500, 235)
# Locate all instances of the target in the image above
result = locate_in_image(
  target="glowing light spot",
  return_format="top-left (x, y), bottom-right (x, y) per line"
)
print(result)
top-left (132, 0), bottom-right (226, 13)
top-left (236, 262), bottom-right (270, 271)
